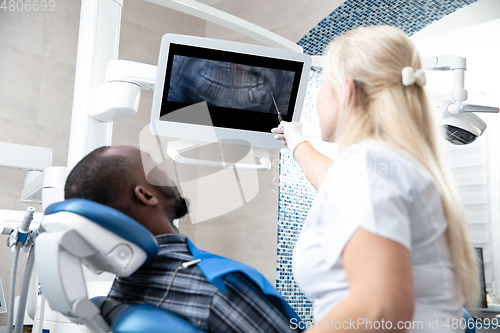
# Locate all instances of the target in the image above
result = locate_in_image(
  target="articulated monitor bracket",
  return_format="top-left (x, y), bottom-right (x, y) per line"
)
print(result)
top-left (167, 140), bottom-right (272, 171)
top-left (145, 0), bottom-right (302, 53)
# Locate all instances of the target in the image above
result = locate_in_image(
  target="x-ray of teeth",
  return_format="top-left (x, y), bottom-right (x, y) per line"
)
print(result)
top-left (167, 56), bottom-right (295, 115)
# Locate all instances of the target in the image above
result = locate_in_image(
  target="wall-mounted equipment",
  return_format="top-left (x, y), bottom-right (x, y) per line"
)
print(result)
top-left (423, 55), bottom-right (499, 145)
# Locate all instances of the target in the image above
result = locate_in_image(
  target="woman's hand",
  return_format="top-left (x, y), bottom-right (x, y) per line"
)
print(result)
top-left (271, 121), bottom-right (307, 156)
top-left (271, 121), bottom-right (333, 190)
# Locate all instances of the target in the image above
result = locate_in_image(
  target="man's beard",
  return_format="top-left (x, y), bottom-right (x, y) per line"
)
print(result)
top-left (157, 185), bottom-right (189, 219)
top-left (173, 196), bottom-right (189, 219)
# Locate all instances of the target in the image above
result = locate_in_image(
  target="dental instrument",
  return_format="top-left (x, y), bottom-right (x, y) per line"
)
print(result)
top-left (156, 259), bottom-right (201, 306)
top-left (271, 92), bottom-right (283, 123)
top-left (6, 207), bottom-right (36, 333)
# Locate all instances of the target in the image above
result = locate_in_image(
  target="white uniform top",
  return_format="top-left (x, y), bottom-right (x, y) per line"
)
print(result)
top-left (293, 143), bottom-right (463, 332)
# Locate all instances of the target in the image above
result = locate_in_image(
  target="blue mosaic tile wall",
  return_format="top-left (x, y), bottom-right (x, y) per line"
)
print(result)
top-left (298, 0), bottom-right (477, 56)
top-left (276, 0), bottom-right (477, 323)
top-left (276, 71), bottom-right (323, 323)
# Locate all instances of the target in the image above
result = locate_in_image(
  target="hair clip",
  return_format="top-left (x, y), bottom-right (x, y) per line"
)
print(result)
top-left (402, 66), bottom-right (426, 87)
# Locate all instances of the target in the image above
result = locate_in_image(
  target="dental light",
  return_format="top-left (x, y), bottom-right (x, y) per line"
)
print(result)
top-left (312, 54), bottom-right (499, 145)
top-left (422, 55), bottom-right (499, 145)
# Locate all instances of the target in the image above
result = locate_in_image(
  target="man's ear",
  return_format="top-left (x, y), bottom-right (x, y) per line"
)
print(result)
top-left (134, 185), bottom-right (159, 206)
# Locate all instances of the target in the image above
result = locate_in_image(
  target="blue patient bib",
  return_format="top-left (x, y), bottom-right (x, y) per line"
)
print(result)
top-left (186, 237), bottom-right (301, 322)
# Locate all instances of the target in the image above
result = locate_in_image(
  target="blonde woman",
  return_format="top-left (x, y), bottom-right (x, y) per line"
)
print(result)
top-left (272, 26), bottom-right (479, 332)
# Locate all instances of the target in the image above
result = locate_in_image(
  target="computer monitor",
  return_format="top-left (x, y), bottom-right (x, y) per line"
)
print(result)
top-left (150, 34), bottom-right (311, 148)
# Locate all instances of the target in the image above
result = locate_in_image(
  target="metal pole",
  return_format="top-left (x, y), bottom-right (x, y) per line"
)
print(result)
top-left (66, 0), bottom-right (123, 172)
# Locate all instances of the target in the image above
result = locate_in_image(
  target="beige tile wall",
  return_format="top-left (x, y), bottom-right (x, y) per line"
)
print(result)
top-left (0, 0), bottom-right (331, 326)
top-left (0, 1), bottom-right (81, 324)
top-left (0, 0), bottom-right (205, 325)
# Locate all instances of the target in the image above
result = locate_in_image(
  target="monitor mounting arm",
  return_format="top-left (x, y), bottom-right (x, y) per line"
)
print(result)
top-left (143, 0), bottom-right (302, 53)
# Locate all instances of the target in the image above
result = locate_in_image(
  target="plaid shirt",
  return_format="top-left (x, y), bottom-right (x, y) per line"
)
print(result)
top-left (109, 233), bottom-right (301, 333)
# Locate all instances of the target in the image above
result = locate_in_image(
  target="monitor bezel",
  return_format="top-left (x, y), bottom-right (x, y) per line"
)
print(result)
top-left (150, 34), bottom-right (311, 148)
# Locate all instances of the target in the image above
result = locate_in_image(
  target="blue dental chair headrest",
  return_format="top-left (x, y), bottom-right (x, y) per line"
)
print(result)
top-left (92, 297), bottom-right (205, 333)
top-left (43, 199), bottom-right (207, 332)
top-left (45, 198), bottom-right (159, 264)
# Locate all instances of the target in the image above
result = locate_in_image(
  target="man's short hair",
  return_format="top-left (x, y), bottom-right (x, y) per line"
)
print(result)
top-left (65, 146), bottom-right (136, 215)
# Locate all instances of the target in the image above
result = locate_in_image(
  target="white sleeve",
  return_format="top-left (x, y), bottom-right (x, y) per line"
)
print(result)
top-left (320, 145), bottom-right (413, 269)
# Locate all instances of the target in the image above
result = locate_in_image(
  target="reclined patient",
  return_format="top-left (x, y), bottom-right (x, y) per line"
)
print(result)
top-left (64, 145), bottom-right (301, 333)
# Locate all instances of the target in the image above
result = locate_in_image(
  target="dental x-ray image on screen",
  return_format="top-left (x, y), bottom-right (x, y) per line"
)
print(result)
top-left (152, 36), bottom-right (310, 141)
top-left (167, 56), bottom-right (295, 115)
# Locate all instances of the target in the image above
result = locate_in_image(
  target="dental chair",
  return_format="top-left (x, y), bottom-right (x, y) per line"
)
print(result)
top-left (34, 198), bottom-right (476, 333)
top-left (35, 198), bottom-right (205, 333)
